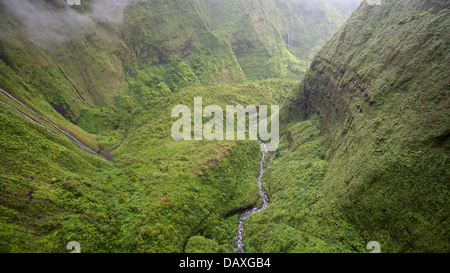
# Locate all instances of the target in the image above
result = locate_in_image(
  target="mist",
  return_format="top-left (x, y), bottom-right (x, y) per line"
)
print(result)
top-left (0, 0), bottom-right (143, 47)
top-left (0, 0), bottom-right (361, 48)
top-left (287, 0), bottom-right (362, 13)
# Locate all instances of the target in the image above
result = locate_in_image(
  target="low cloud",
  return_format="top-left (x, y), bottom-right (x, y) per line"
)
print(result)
top-left (0, 0), bottom-right (143, 46)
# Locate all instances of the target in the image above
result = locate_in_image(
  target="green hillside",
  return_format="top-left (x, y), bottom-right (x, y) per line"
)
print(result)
top-left (251, 0), bottom-right (449, 252)
top-left (1, 0), bottom-right (447, 254)
top-left (0, 0), bottom-right (356, 253)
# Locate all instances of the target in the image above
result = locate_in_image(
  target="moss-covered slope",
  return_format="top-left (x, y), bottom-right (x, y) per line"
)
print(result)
top-left (253, 0), bottom-right (449, 252)
top-left (0, 0), bottom-right (361, 253)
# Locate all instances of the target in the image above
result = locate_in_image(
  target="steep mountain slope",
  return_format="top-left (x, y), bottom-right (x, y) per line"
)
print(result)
top-left (0, 0), bottom-right (359, 253)
top-left (197, 0), bottom-right (361, 80)
top-left (245, 0), bottom-right (449, 252)
top-left (0, 0), bottom-right (356, 124)
top-left (272, 0), bottom-right (361, 60)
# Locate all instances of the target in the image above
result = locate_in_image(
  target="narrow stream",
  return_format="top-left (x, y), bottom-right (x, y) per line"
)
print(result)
top-left (233, 139), bottom-right (273, 253)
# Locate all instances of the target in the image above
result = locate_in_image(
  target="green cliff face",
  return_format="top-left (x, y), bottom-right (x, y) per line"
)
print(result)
top-left (0, 0), bottom-right (356, 122)
top-left (1, 0), bottom-right (447, 254)
top-left (254, 0), bottom-right (449, 252)
top-left (0, 0), bottom-right (356, 253)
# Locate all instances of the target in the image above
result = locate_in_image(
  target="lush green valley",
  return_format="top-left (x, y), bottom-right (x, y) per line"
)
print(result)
top-left (0, 0), bottom-right (448, 254)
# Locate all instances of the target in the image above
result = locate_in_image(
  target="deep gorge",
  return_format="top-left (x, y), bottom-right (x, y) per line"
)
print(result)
top-left (0, 0), bottom-right (448, 253)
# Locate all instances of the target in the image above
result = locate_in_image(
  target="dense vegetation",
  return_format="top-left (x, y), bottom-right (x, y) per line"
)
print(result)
top-left (0, 0), bottom-right (448, 253)
top-left (0, 0), bottom-right (353, 253)
top-left (250, 0), bottom-right (449, 253)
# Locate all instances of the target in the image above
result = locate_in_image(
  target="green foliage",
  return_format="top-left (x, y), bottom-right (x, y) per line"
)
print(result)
top-left (278, 0), bottom-right (450, 252)
top-left (6, 0), bottom-right (431, 255)
top-left (0, 71), bottom-right (295, 252)
top-left (0, 104), bottom-right (121, 253)
top-left (106, 79), bottom-right (293, 253)
top-left (185, 236), bottom-right (219, 253)
top-left (165, 60), bottom-right (200, 91)
top-left (77, 107), bottom-right (121, 134)
top-left (244, 117), bottom-right (365, 253)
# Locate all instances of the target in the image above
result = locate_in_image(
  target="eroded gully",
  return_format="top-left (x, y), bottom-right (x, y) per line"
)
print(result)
top-left (2, 86), bottom-right (272, 251)
top-left (233, 138), bottom-right (273, 253)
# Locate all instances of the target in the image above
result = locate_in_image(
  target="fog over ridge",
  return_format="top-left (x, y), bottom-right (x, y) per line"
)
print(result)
top-left (0, 0), bottom-right (145, 46)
